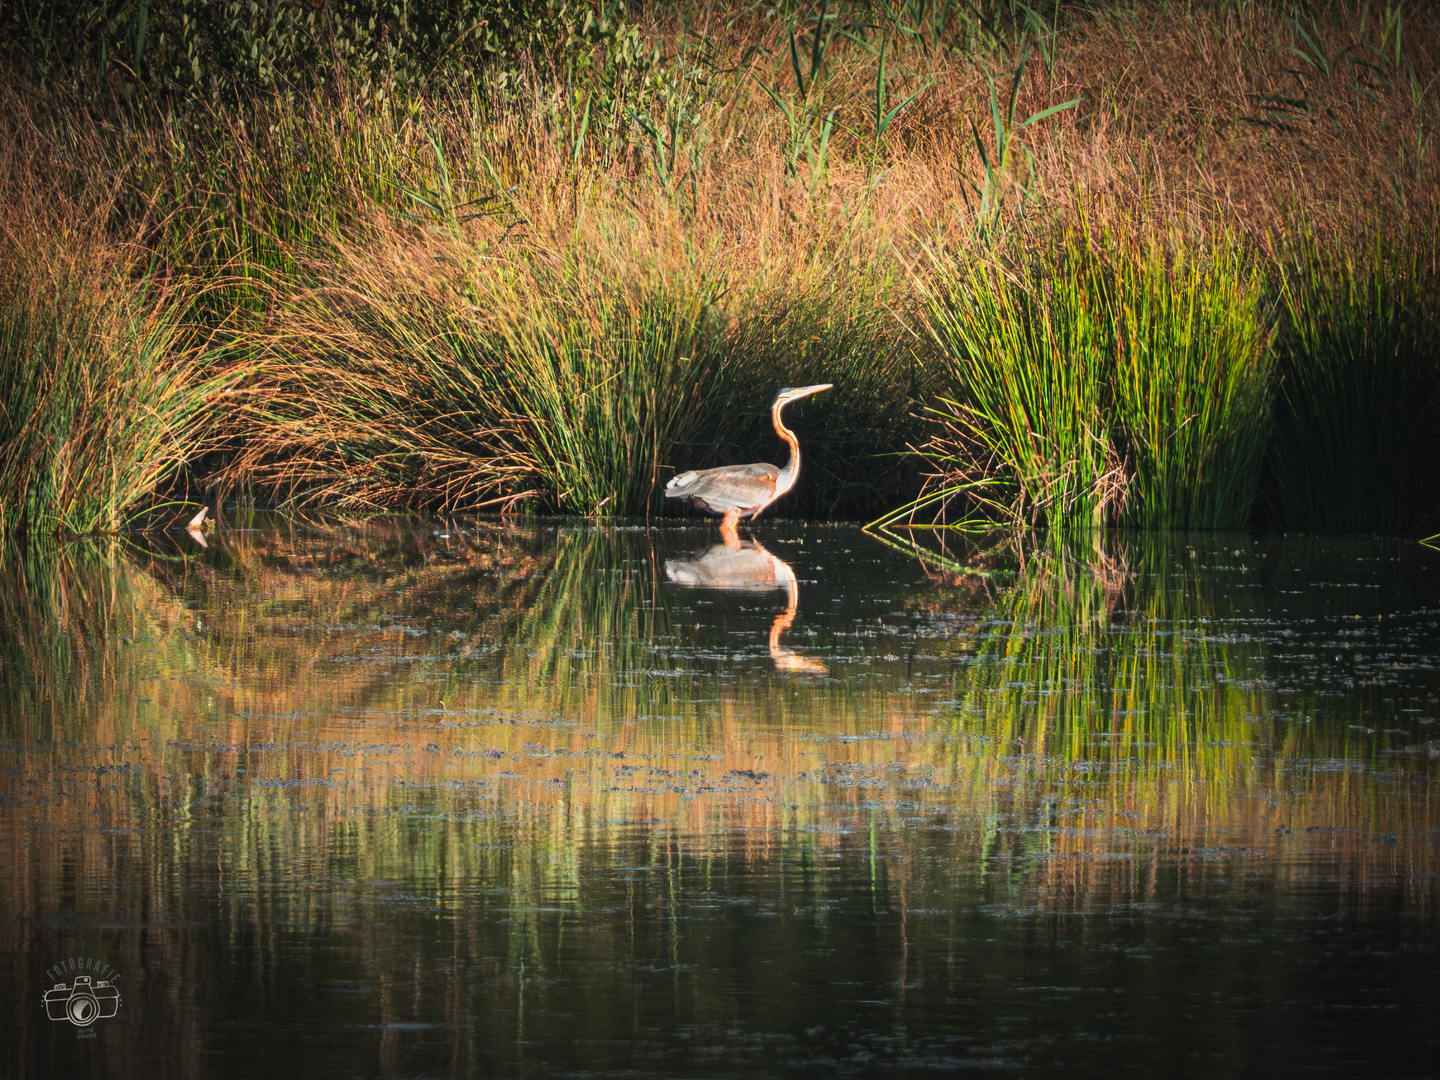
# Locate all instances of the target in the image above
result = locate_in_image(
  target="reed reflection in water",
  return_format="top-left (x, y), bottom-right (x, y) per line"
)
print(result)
top-left (1, 520), bottom-right (1437, 1078)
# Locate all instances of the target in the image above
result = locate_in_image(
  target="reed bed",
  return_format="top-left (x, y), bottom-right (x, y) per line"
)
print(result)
top-left (0, 0), bottom-right (1437, 535)
top-left (218, 240), bottom-right (727, 515)
top-left (917, 223), bottom-right (1273, 529)
top-left (0, 246), bottom-right (222, 536)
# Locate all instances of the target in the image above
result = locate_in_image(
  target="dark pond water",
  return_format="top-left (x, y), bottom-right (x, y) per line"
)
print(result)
top-left (2, 520), bottom-right (1438, 1078)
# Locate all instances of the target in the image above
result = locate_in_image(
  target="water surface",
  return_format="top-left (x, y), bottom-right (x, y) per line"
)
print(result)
top-left (2, 521), bottom-right (1437, 1077)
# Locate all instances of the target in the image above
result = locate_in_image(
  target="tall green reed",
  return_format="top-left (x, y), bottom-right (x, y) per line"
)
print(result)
top-left (914, 225), bottom-right (1272, 530)
top-left (919, 229), bottom-right (1116, 527)
top-left (479, 281), bottom-right (727, 515)
top-left (1108, 234), bottom-right (1272, 530)
top-left (1269, 225), bottom-right (1440, 534)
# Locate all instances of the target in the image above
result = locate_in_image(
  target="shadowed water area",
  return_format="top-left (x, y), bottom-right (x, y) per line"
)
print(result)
top-left (2, 520), bottom-right (1438, 1077)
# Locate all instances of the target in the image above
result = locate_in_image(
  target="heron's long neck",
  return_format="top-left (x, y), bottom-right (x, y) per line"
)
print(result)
top-left (773, 403), bottom-right (802, 498)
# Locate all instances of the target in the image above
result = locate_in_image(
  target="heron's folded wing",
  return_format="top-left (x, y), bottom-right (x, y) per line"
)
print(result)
top-left (710, 463), bottom-right (779, 482)
top-left (666, 462), bottom-right (780, 512)
top-left (666, 462), bottom-right (778, 494)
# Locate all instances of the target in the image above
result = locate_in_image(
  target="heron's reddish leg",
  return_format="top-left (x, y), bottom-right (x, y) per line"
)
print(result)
top-left (719, 508), bottom-right (742, 546)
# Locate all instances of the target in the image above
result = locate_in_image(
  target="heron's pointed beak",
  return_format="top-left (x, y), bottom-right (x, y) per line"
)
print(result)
top-left (779, 383), bottom-right (833, 401)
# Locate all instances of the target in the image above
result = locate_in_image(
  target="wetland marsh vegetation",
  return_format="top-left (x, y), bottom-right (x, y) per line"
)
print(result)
top-left (1, 0), bottom-right (1438, 536)
top-left (6, 8), bottom-right (1439, 1070)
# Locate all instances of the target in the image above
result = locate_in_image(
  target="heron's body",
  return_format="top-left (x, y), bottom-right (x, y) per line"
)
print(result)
top-left (665, 461), bottom-right (780, 518)
top-left (664, 384), bottom-right (831, 539)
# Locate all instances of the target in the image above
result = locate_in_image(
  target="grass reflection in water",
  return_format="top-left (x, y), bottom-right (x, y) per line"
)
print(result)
top-left (1, 521), bottom-right (1436, 1077)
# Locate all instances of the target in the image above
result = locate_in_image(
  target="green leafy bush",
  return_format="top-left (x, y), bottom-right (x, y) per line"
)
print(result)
top-left (1, 0), bottom-right (660, 108)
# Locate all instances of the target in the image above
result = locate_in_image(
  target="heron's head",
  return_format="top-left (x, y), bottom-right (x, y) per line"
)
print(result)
top-left (773, 384), bottom-right (833, 409)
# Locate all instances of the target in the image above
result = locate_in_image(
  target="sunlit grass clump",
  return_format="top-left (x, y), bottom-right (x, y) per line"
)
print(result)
top-left (220, 231), bottom-right (727, 516)
top-left (1108, 234), bottom-right (1272, 530)
top-left (917, 225), bottom-right (1271, 530)
top-left (0, 261), bottom-right (215, 536)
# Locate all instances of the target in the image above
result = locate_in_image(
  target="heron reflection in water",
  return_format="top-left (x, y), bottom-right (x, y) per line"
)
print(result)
top-left (664, 384), bottom-right (832, 542)
top-left (665, 535), bottom-right (827, 674)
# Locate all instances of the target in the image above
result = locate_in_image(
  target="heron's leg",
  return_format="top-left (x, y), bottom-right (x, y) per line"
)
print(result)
top-left (719, 508), bottom-right (742, 546)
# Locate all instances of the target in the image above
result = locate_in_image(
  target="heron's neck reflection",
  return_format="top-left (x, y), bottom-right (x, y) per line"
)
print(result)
top-left (664, 536), bottom-right (827, 674)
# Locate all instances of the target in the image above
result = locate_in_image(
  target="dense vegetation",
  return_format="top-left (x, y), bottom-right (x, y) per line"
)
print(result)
top-left (1, 0), bottom-right (1437, 536)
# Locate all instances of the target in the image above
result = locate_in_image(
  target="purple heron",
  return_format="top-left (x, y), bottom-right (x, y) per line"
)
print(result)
top-left (664, 383), bottom-right (832, 540)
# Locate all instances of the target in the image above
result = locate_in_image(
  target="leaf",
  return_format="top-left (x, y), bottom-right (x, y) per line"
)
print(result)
top-left (1293, 19), bottom-right (1329, 74)
top-left (788, 22), bottom-right (806, 100)
top-left (1017, 96), bottom-right (1082, 130)
top-left (810, 0), bottom-right (829, 89)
